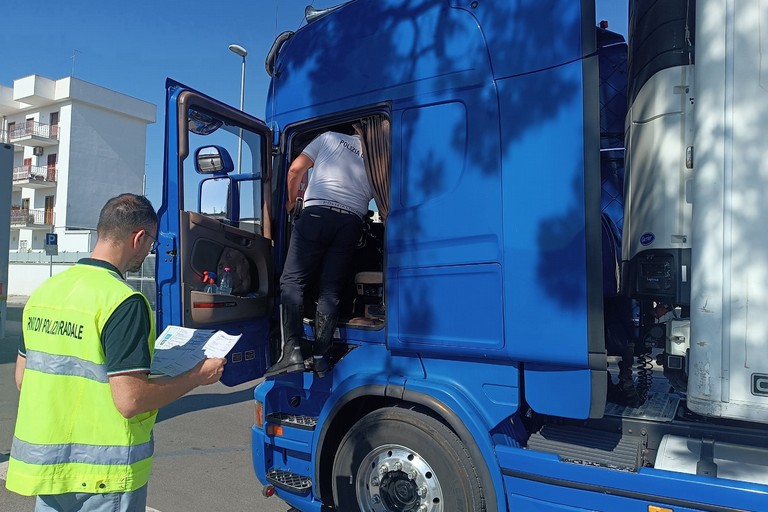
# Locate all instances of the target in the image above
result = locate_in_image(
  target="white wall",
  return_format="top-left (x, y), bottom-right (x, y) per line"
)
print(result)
top-left (56, 103), bottom-right (72, 233)
top-left (58, 229), bottom-right (94, 253)
top-left (27, 230), bottom-right (47, 252)
top-left (8, 262), bottom-right (71, 296)
top-left (65, 102), bottom-right (146, 230)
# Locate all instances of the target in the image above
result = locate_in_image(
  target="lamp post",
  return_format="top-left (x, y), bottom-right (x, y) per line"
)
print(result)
top-left (228, 43), bottom-right (247, 173)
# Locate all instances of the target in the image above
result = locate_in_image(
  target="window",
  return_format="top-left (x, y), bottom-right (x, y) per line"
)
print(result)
top-left (184, 113), bottom-right (265, 234)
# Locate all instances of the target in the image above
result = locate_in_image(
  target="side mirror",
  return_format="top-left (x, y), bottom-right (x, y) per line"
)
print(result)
top-left (200, 177), bottom-right (231, 218)
top-left (195, 145), bottom-right (234, 175)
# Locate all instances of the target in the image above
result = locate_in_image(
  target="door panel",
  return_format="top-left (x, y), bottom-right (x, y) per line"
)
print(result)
top-left (182, 211), bottom-right (271, 326)
top-left (159, 79), bottom-right (275, 386)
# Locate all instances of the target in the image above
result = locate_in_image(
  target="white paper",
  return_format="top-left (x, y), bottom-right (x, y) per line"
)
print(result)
top-left (150, 325), bottom-right (241, 377)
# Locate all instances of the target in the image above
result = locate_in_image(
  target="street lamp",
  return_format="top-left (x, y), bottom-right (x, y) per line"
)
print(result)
top-left (228, 43), bottom-right (247, 173)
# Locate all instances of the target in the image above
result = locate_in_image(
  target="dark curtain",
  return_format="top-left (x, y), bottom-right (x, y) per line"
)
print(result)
top-left (354, 117), bottom-right (390, 223)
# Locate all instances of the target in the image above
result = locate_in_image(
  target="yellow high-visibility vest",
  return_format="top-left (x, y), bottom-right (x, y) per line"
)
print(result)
top-left (6, 263), bottom-right (156, 496)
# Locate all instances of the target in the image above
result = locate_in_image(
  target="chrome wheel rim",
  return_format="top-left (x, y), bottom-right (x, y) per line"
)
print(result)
top-left (355, 443), bottom-right (443, 512)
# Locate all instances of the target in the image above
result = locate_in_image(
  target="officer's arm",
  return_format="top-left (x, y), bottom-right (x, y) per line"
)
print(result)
top-left (108, 357), bottom-right (226, 418)
top-left (103, 297), bottom-right (225, 418)
top-left (286, 154), bottom-right (314, 213)
top-left (15, 354), bottom-right (25, 391)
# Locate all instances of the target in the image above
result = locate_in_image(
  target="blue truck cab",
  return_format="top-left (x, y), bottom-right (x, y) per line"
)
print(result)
top-left (159, 1), bottom-right (768, 510)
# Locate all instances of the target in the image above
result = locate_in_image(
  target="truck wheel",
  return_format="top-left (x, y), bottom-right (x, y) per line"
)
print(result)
top-left (332, 407), bottom-right (487, 511)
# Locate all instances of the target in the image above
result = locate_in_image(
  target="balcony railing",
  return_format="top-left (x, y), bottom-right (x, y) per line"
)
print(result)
top-left (10, 208), bottom-right (53, 226)
top-left (13, 165), bottom-right (57, 183)
top-left (8, 121), bottom-right (59, 142)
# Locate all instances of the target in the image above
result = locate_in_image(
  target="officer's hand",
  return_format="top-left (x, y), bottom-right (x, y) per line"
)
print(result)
top-left (286, 200), bottom-right (296, 214)
top-left (193, 357), bottom-right (226, 385)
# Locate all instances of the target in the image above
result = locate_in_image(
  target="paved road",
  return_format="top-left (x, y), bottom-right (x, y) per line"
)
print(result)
top-left (0, 300), bottom-right (291, 512)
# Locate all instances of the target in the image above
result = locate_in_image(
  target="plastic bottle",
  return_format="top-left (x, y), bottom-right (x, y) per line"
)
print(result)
top-left (218, 267), bottom-right (233, 294)
top-left (203, 271), bottom-right (218, 294)
top-left (219, 267), bottom-right (233, 295)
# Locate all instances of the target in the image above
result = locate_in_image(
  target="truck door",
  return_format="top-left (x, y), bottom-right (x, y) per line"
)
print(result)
top-left (157, 79), bottom-right (275, 386)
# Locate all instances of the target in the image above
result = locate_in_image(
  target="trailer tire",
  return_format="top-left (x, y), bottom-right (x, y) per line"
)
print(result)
top-left (331, 406), bottom-right (487, 511)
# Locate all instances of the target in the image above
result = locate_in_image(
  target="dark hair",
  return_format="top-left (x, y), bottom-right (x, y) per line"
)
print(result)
top-left (96, 193), bottom-right (158, 241)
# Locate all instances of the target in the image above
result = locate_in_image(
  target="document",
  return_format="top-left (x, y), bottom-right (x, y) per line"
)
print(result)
top-left (151, 325), bottom-right (241, 377)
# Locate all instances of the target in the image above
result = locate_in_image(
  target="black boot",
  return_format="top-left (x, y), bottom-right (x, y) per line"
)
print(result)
top-left (312, 311), bottom-right (338, 378)
top-left (265, 304), bottom-right (309, 378)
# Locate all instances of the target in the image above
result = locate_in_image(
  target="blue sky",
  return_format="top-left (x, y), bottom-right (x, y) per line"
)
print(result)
top-left (1, 0), bottom-right (626, 206)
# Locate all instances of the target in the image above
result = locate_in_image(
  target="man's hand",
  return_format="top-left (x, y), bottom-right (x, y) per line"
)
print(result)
top-left (110, 357), bottom-right (227, 418)
top-left (190, 357), bottom-right (226, 385)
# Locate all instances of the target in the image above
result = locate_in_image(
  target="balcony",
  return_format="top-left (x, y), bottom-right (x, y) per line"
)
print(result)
top-left (10, 208), bottom-right (54, 229)
top-left (8, 121), bottom-right (59, 147)
top-left (12, 165), bottom-right (57, 189)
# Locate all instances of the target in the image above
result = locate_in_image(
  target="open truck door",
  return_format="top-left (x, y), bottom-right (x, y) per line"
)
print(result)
top-left (157, 79), bottom-right (275, 386)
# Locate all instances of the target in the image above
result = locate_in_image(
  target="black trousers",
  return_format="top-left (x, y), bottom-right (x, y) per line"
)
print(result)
top-left (280, 206), bottom-right (362, 315)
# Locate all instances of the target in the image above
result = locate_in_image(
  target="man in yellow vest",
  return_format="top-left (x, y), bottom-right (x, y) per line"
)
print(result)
top-left (6, 193), bottom-right (226, 511)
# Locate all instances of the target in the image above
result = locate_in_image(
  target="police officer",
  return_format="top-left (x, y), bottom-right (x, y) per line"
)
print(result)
top-left (266, 128), bottom-right (372, 378)
top-left (6, 193), bottom-right (226, 511)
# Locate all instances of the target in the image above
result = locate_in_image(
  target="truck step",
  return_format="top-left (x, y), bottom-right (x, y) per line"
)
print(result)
top-left (265, 468), bottom-right (312, 495)
top-left (266, 412), bottom-right (318, 430)
top-left (527, 424), bottom-right (642, 471)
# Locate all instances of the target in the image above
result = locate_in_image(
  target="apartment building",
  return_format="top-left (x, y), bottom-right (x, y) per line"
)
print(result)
top-left (1, 74), bottom-right (155, 253)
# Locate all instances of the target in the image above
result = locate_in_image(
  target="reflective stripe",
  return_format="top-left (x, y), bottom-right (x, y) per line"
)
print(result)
top-left (11, 435), bottom-right (154, 466)
top-left (25, 349), bottom-right (108, 383)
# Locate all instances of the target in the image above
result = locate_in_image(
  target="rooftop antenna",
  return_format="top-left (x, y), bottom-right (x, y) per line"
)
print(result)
top-left (71, 49), bottom-right (82, 77)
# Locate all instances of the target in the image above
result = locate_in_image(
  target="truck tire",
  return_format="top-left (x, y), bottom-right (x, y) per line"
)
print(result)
top-left (331, 406), bottom-right (487, 511)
